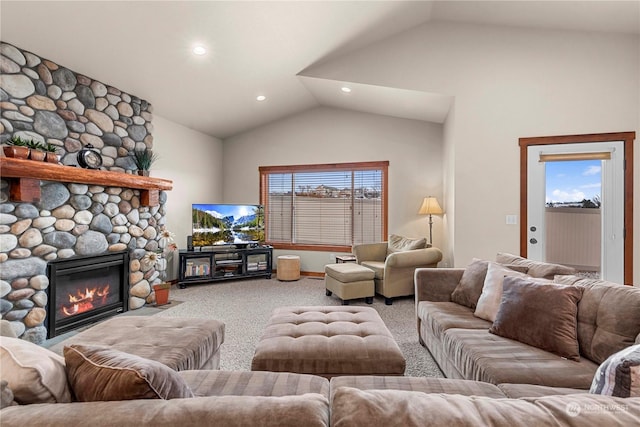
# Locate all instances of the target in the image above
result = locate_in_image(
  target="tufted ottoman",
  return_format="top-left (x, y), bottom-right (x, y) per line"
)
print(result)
top-left (324, 263), bottom-right (375, 305)
top-left (251, 306), bottom-right (405, 378)
top-left (48, 315), bottom-right (225, 371)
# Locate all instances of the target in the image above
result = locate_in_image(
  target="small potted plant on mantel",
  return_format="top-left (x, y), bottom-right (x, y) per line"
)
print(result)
top-left (131, 148), bottom-right (159, 176)
top-left (26, 139), bottom-right (46, 161)
top-left (3, 136), bottom-right (30, 159)
top-left (42, 142), bottom-right (60, 163)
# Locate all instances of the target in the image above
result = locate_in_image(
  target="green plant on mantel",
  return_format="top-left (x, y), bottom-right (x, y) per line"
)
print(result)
top-left (25, 139), bottom-right (44, 151)
top-left (6, 136), bottom-right (29, 147)
top-left (3, 135), bottom-right (31, 160)
top-left (131, 148), bottom-right (159, 173)
top-left (42, 142), bottom-right (59, 153)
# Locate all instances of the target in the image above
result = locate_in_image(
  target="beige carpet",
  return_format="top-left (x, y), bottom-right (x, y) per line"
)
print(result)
top-left (154, 276), bottom-right (444, 377)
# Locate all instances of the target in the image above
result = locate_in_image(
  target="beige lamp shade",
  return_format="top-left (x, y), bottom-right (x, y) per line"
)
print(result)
top-left (418, 197), bottom-right (443, 215)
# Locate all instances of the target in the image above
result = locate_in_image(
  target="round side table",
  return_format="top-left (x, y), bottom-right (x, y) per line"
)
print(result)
top-left (277, 255), bottom-right (300, 281)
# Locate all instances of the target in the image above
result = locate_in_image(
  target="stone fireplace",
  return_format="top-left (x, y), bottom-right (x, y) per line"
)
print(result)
top-left (0, 41), bottom-right (173, 344)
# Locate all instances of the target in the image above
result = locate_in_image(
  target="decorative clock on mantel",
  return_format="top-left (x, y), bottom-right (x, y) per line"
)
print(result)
top-left (77, 144), bottom-right (103, 169)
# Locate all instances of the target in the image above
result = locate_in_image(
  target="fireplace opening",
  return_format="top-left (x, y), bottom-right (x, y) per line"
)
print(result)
top-left (47, 251), bottom-right (129, 338)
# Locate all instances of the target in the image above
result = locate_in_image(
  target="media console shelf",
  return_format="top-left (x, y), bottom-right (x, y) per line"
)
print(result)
top-left (178, 246), bottom-right (272, 288)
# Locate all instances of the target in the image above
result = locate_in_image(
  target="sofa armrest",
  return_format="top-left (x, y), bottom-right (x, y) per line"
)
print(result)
top-left (385, 247), bottom-right (442, 268)
top-left (414, 267), bottom-right (464, 303)
top-left (352, 242), bottom-right (387, 263)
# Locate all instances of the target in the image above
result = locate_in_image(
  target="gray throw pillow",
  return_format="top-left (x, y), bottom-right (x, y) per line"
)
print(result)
top-left (496, 252), bottom-right (575, 279)
top-left (450, 258), bottom-right (489, 309)
top-left (64, 344), bottom-right (194, 401)
top-left (490, 277), bottom-right (584, 361)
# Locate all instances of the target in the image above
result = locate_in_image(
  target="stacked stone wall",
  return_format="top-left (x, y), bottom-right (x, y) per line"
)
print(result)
top-left (0, 42), bottom-right (167, 343)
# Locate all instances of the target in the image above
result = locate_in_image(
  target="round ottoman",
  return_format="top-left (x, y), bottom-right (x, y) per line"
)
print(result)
top-left (277, 255), bottom-right (300, 281)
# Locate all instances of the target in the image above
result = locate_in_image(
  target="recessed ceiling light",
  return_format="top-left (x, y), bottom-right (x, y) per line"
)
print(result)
top-left (192, 45), bottom-right (207, 55)
top-left (256, 95), bottom-right (266, 102)
top-left (341, 87), bottom-right (352, 93)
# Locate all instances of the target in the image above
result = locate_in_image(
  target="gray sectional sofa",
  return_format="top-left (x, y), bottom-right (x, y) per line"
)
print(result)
top-left (2, 253), bottom-right (640, 426)
top-left (415, 253), bottom-right (640, 389)
top-left (3, 371), bottom-right (639, 426)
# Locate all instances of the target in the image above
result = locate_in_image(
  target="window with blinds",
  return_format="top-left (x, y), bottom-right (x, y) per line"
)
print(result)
top-left (259, 161), bottom-right (388, 250)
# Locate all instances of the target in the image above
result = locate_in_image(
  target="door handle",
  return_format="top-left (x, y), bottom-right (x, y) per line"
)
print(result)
top-left (529, 238), bottom-right (538, 244)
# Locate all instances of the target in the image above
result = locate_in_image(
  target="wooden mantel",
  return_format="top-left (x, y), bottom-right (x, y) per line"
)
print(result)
top-left (0, 157), bottom-right (173, 206)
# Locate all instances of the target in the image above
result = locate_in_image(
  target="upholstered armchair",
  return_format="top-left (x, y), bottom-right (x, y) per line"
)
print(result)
top-left (352, 235), bottom-right (443, 305)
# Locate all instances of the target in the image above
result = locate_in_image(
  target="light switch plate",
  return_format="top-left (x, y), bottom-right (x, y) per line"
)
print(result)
top-left (506, 215), bottom-right (518, 225)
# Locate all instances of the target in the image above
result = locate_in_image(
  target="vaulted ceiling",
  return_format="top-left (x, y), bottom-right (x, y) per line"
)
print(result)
top-left (2, 1), bottom-right (638, 139)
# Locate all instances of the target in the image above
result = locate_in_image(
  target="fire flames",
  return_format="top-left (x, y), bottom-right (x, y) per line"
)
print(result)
top-left (62, 285), bottom-right (110, 316)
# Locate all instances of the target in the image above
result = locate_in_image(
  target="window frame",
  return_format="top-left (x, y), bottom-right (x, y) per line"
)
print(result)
top-left (259, 161), bottom-right (389, 252)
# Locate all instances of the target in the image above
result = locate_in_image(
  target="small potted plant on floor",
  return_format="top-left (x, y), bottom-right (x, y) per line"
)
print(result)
top-left (153, 282), bottom-right (171, 306)
top-left (142, 247), bottom-right (172, 306)
top-left (26, 139), bottom-right (46, 161)
top-left (131, 148), bottom-right (159, 176)
top-left (3, 136), bottom-right (30, 159)
top-left (42, 142), bottom-right (60, 164)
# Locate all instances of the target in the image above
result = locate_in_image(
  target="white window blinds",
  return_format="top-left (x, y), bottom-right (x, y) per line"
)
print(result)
top-left (260, 162), bottom-right (388, 249)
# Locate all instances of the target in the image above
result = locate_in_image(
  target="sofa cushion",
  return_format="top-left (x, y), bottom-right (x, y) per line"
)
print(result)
top-left (474, 262), bottom-right (530, 322)
top-left (330, 387), bottom-right (640, 427)
top-left (0, 393), bottom-right (331, 427)
top-left (590, 344), bottom-right (640, 397)
top-left (566, 277), bottom-right (640, 364)
top-left (0, 336), bottom-right (71, 404)
top-left (417, 301), bottom-right (492, 338)
top-left (495, 252), bottom-right (575, 279)
top-left (450, 258), bottom-right (489, 309)
top-left (441, 328), bottom-right (598, 388)
top-left (490, 277), bottom-right (584, 361)
top-left (178, 370), bottom-right (330, 398)
top-left (498, 383), bottom-right (587, 398)
top-left (387, 234), bottom-right (426, 255)
top-left (64, 344), bottom-right (194, 401)
top-left (330, 376), bottom-right (506, 400)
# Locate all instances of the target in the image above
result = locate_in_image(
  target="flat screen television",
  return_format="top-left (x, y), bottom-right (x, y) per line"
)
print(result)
top-left (191, 204), bottom-right (265, 247)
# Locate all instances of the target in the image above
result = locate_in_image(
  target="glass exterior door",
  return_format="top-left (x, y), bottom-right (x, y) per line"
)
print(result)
top-left (527, 142), bottom-right (624, 283)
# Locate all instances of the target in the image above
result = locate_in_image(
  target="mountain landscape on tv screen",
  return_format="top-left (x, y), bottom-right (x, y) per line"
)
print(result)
top-left (192, 204), bottom-right (264, 246)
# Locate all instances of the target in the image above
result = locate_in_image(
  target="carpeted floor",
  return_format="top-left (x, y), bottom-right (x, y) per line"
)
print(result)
top-left (154, 276), bottom-right (444, 378)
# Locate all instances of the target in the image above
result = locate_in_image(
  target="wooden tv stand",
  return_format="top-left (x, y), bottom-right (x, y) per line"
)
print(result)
top-left (178, 246), bottom-right (272, 288)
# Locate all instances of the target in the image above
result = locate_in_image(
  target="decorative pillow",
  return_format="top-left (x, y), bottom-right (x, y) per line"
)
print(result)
top-left (495, 252), bottom-right (576, 279)
top-left (450, 258), bottom-right (489, 309)
top-left (387, 234), bottom-right (427, 255)
top-left (590, 344), bottom-right (640, 397)
top-left (474, 262), bottom-right (529, 322)
top-left (0, 336), bottom-right (72, 404)
top-left (64, 344), bottom-right (193, 401)
top-left (490, 277), bottom-right (584, 361)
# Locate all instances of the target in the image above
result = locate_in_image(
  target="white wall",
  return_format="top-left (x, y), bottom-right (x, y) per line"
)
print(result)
top-left (153, 115), bottom-right (224, 249)
top-left (301, 22), bottom-right (640, 282)
top-left (223, 106), bottom-right (443, 272)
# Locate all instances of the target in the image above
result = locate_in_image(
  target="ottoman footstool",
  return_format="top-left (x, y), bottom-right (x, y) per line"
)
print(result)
top-left (251, 306), bottom-right (405, 379)
top-left (325, 263), bottom-right (375, 305)
top-left (48, 315), bottom-right (225, 371)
